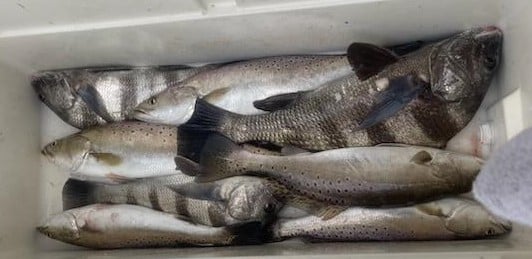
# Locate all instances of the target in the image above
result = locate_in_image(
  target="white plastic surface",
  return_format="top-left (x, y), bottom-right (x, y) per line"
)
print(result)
top-left (0, 0), bottom-right (531, 258)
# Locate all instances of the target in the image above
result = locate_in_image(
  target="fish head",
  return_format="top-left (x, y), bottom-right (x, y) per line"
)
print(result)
top-left (443, 199), bottom-right (512, 238)
top-left (42, 135), bottom-right (91, 171)
top-left (432, 151), bottom-right (484, 181)
top-left (32, 71), bottom-right (78, 112)
top-left (134, 85), bottom-right (199, 125)
top-left (429, 26), bottom-right (502, 102)
top-left (227, 180), bottom-right (281, 222)
top-left (37, 212), bottom-right (80, 242)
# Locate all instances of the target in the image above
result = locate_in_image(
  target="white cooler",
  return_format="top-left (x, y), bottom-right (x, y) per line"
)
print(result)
top-left (0, 0), bottom-right (531, 258)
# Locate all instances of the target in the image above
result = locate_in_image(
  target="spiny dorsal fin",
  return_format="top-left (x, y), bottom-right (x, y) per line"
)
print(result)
top-left (347, 42), bottom-right (399, 80)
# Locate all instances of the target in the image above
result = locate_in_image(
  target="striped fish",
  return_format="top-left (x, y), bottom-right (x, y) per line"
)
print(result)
top-left (62, 175), bottom-right (281, 227)
top-left (32, 64), bottom-right (219, 128)
top-left (182, 27), bottom-right (502, 151)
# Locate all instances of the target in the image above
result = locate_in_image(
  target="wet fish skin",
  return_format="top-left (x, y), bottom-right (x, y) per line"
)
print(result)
top-left (37, 204), bottom-right (263, 248)
top-left (32, 72), bottom-right (106, 129)
top-left (75, 65), bottom-right (220, 122)
top-left (178, 134), bottom-right (483, 208)
top-left (41, 121), bottom-right (177, 184)
top-left (270, 198), bottom-right (511, 242)
top-left (133, 55), bottom-right (353, 125)
top-left (183, 27), bottom-right (502, 151)
top-left (62, 175), bottom-right (281, 227)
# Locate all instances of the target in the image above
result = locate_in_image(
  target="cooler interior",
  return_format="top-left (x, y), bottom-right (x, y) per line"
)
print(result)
top-left (0, 0), bottom-right (531, 258)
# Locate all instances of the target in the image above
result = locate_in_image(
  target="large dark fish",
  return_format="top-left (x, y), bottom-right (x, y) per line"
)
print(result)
top-left (176, 134), bottom-right (482, 218)
top-left (182, 27), bottom-right (502, 151)
top-left (32, 65), bottom-right (217, 128)
top-left (269, 197), bottom-right (511, 242)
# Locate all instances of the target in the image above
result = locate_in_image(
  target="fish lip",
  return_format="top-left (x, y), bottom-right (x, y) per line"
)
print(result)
top-left (475, 26), bottom-right (503, 39)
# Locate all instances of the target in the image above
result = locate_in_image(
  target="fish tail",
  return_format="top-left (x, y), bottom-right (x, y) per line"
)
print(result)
top-left (227, 221), bottom-right (265, 245)
top-left (62, 179), bottom-right (101, 210)
top-left (182, 98), bottom-right (233, 133)
top-left (196, 133), bottom-right (247, 182)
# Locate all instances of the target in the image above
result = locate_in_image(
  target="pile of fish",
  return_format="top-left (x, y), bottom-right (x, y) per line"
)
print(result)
top-left (35, 26), bottom-right (512, 249)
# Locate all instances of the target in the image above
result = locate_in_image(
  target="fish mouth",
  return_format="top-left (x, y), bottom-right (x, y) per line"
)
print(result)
top-left (133, 108), bottom-right (152, 118)
top-left (475, 26), bottom-right (503, 39)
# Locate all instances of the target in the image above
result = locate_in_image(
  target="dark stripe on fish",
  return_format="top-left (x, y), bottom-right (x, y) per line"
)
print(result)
top-left (367, 122), bottom-right (396, 145)
top-left (149, 188), bottom-right (163, 211)
top-left (126, 189), bottom-right (137, 205)
top-left (175, 194), bottom-right (190, 218)
top-left (208, 204), bottom-right (226, 226)
top-left (411, 102), bottom-right (460, 146)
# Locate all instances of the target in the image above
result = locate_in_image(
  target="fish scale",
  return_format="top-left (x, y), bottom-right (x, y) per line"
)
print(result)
top-left (185, 27), bottom-right (502, 151)
top-left (187, 134), bottom-right (483, 211)
top-left (270, 198), bottom-right (511, 242)
top-left (62, 175), bottom-right (280, 227)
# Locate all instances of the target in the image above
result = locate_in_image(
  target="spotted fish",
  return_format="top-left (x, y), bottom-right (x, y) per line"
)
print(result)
top-left (176, 134), bottom-right (483, 219)
top-left (41, 121), bottom-right (177, 184)
top-left (37, 204), bottom-right (263, 248)
top-left (269, 197), bottom-right (511, 242)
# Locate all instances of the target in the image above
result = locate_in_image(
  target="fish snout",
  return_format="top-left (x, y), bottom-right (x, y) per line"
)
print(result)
top-left (37, 212), bottom-right (80, 241)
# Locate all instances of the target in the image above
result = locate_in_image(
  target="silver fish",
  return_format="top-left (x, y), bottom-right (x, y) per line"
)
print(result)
top-left (177, 134), bottom-right (482, 218)
top-left (182, 27), bottom-right (502, 151)
top-left (270, 197), bottom-right (511, 242)
top-left (37, 204), bottom-right (263, 248)
top-left (33, 65), bottom-right (218, 128)
top-left (62, 175), bottom-right (281, 227)
top-left (41, 121), bottom-right (177, 184)
top-left (133, 55), bottom-right (353, 125)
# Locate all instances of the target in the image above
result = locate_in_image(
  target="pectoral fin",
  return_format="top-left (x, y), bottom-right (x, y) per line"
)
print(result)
top-left (76, 83), bottom-right (115, 122)
top-left (317, 205), bottom-right (348, 220)
top-left (347, 43), bottom-right (399, 80)
top-left (410, 150), bottom-right (433, 165)
top-left (203, 87), bottom-right (231, 103)
top-left (90, 153), bottom-right (122, 166)
top-left (253, 91), bottom-right (309, 112)
top-left (357, 74), bottom-right (429, 130)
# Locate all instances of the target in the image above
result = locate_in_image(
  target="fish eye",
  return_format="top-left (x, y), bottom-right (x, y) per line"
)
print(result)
top-left (263, 203), bottom-right (276, 213)
top-left (51, 141), bottom-right (57, 147)
top-left (484, 56), bottom-right (497, 70)
top-left (37, 93), bottom-right (45, 101)
top-left (149, 97), bottom-right (157, 105)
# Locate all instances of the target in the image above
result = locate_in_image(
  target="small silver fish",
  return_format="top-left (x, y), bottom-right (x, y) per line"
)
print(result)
top-left (37, 204), bottom-right (263, 248)
top-left (42, 121), bottom-right (177, 183)
top-left (62, 175), bottom-right (281, 227)
top-left (177, 134), bottom-right (482, 218)
top-left (270, 197), bottom-right (511, 242)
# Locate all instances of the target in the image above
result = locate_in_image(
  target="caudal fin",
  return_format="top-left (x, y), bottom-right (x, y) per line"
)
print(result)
top-left (227, 221), bottom-right (265, 245)
top-left (195, 133), bottom-right (247, 182)
top-left (62, 179), bottom-right (101, 210)
top-left (182, 98), bottom-right (232, 132)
